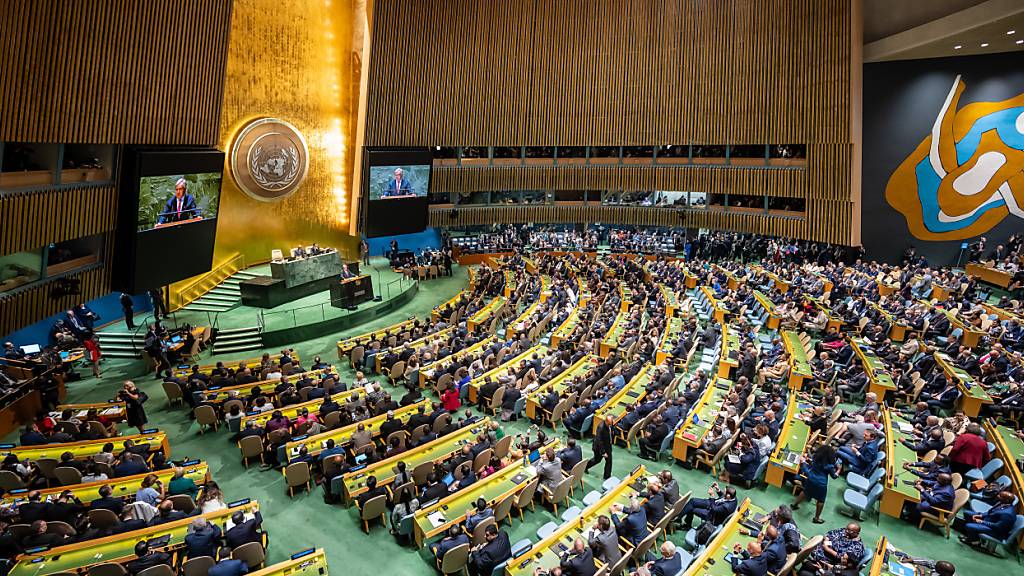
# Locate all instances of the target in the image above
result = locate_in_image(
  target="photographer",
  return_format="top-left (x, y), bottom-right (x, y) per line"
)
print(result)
top-left (119, 381), bottom-right (149, 433)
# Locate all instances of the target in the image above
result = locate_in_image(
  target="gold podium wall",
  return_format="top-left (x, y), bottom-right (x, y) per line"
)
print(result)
top-left (170, 0), bottom-right (371, 304)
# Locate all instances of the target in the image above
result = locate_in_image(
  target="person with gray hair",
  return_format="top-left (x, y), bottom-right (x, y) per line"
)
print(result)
top-left (184, 516), bottom-right (221, 559)
top-left (635, 540), bottom-right (680, 576)
top-left (158, 177), bottom-right (199, 225)
top-left (383, 167), bottom-right (413, 197)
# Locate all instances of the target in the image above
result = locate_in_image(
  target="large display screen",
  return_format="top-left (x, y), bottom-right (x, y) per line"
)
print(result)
top-left (364, 148), bottom-right (431, 238)
top-left (113, 148), bottom-right (225, 293)
top-left (137, 173), bottom-right (221, 232)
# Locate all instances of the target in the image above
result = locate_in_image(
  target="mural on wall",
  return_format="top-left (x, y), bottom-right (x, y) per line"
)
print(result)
top-left (885, 74), bottom-right (1024, 241)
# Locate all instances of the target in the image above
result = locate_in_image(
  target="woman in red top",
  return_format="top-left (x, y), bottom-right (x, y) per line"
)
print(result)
top-left (83, 332), bottom-right (102, 378)
top-left (441, 385), bottom-right (461, 412)
top-left (948, 422), bottom-right (990, 475)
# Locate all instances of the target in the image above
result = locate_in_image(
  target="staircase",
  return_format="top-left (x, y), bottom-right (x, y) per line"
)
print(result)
top-left (213, 326), bottom-right (263, 355)
top-left (181, 270), bottom-right (260, 313)
top-left (99, 331), bottom-right (145, 359)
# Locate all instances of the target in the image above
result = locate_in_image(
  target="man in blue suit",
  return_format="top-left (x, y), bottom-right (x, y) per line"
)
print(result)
top-left (761, 525), bottom-right (788, 575)
top-left (158, 178), bottom-right (200, 224)
top-left (637, 541), bottom-right (681, 576)
top-left (611, 498), bottom-right (649, 546)
top-left (728, 541), bottom-right (770, 576)
top-left (184, 518), bottom-right (222, 559)
top-left (208, 559), bottom-right (248, 576)
top-left (960, 490), bottom-right (1018, 546)
top-left (382, 168), bottom-right (413, 197)
top-left (432, 525), bottom-right (469, 564)
top-left (837, 429), bottom-right (879, 476)
top-left (909, 473), bottom-right (955, 523)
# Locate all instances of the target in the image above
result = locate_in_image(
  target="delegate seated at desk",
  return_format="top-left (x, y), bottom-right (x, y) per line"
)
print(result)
top-left (341, 264), bottom-right (356, 280)
top-left (158, 179), bottom-right (200, 224)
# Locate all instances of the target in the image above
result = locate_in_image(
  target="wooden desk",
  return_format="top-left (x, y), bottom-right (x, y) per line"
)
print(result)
top-left (985, 422), bottom-right (1024, 550)
top-left (52, 401), bottom-right (126, 422)
top-left (867, 302), bottom-right (908, 342)
top-left (251, 548), bottom-right (328, 576)
top-left (337, 319), bottom-right (417, 359)
top-left (672, 379), bottom-right (732, 462)
top-left (506, 301), bottom-right (542, 339)
top-left (683, 499), bottom-right (757, 576)
top-left (753, 291), bottom-right (780, 330)
top-left (592, 365), bottom-right (657, 434)
top-left (413, 440), bottom-right (558, 547)
top-left (1, 461), bottom-right (208, 508)
top-left (657, 316), bottom-right (687, 366)
top-left (10, 500), bottom-right (260, 576)
top-left (419, 336), bottom-right (497, 387)
top-left (934, 352), bottom-right (991, 418)
top-left (465, 346), bottom-right (548, 404)
top-left (550, 309), bottom-right (580, 349)
top-left (238, 386), bottom-right (359, 430)
top-left (341, 420), bottom-right (489, 502)
top-left (850, 338), bottom-right (896, 401)
top-left (279, 399), bottom-right (430, 462)
top-left (766, 396), bottom-right (812, 487)
top-left (701, 287), bottom-right (728, 324)
top-left (506, 466), bottom-right (649, 575)
top-left (524, 356), bottom-right (598, 420)
top-left (880, 409), bottom-right (920, 518)
top-left (377, 327), bottom-right (455, 373)
top-left (468, 296), bottom-right (507, 332)
top-left (918, 301), bottom-right (984, 348)
top-left (967, 262), bottom-right (1014, 288)
top-left (173, 351), bottom-right (299, 378)
top-left (0, 430), bottom-right (169, 463)
top-left (196, 367), bottom-right (337, 406)
top-left (718, 324), bottom-right (740, 379)
top-left (599, 310), bottom-right (629, 358)
top-left (781, 331), bottom-right (812, 390)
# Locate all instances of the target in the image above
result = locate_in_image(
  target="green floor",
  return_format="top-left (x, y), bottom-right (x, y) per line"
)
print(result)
top-left (15, 266), bottom-right (1020, 575)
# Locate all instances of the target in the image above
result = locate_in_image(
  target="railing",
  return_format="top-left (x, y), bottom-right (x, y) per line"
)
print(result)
top-left (172, 252), bottom-right (246, 311)
top-left (257, 274), bottom-right (418, 331)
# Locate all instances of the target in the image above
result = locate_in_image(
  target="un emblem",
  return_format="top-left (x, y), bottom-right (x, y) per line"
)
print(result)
top-left (230, 117), bottom-right (309, 202)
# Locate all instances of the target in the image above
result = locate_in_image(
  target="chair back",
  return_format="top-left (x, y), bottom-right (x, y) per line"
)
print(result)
top-left (88, 563), bottom-right (128, 576)
top-left (781, 534), bottom-right (823, 575)
top-left (35, 458), bottom-right (59, 479)
top-left (87, 508), bottom-right (120, 530)
top-left (439, 542), bottom-right (469, 575)
top-left (391, 481), bottom-right (415, 505)
top-left (547, 477), bottom-right (572, 506)
top-left (493, 434), bottom-right (513, 460)
top-left (46, 521), bottom-right (77, 536)
top-left (569, 459), bottom-right (588, 489)
top-left (516, 477), bottom-right (540, 508)
top-left (631, 528), bottom-right (661, 565)
top-left (950, 488), bottom-right (970, 516)
top-left (168, 494), bottom-right (196, 513)
top-left (231, 542), bottom-right (266, 570)
top-left (136, 566), bottom-right (174, 576)
top-left (240, 435), bottom-right (264, 462)
top-left (413, 461), bottom-right (433, 485)
top-left (471, 517), bottom-right (497, 546)
top-left (493, 494), bottom-right (516, 524)
top-left (162, 381), bottom-right (183, 404)
top-left (285, 462), bottom-right (311, 488)
top-left (473, 448), bottom-right (493, 472)
top-left (86, 420), bottom-right (110, 438)
top-left (411, 424), bottom-right (430, 444)
top-left (181, 557), bottom-right (214, 576)
top-left (350, 346), bottom-right (365, 368)
top-left (53, 466), bottom-right (82, 486)
top-left (323, 411), bottom-right (342, 428)
top-left (489, 386), bottom-right (506, 411)
top-left (433, 413), bottom-right (452, 434)
top-left (360, 494), bottom-right (388, 520)
top-left (194, 405), bottom-right (217, 426)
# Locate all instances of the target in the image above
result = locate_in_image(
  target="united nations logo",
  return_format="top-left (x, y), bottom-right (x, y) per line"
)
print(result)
top-left (230, 117), bottom-right (309, 202)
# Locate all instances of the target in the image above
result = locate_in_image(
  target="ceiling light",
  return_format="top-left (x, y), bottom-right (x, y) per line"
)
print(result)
top-left (1008, 30), bottom-right (1016, 35)
top-left (954, 44), bottom-right (962, 49)
top-left (981, 43), bottom-right (989, 47)
top-left (1017, 39), bottom-right (1023, 45)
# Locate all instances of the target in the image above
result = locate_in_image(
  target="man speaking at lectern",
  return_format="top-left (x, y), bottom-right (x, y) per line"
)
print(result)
top-left (158, 178), bottom-right (200, 225)
top-left (382, 168), bottom-right (413, 197)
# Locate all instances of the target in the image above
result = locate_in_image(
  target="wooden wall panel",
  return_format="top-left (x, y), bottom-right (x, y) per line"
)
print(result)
top-left (365, 0), bottom-right (857, 244)
top-left (0, 0), bottom-right (232, 144)
top-left (0, 263), bottom-right (111, 339)
top-left (0, 185), bottom-right (118, 256)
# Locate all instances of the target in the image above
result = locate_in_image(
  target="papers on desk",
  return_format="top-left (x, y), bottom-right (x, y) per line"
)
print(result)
top-left (427, 511), bottom-right (447, 528)
top-left (887, 561), bottom-right (915, 576)
top-left (727, 454), bottom-right (741, 464)
top-left (896, 421), bottom-right (914, 433)
top-left (225, 512), bottom-right (255, 532)
top-left (100, 408), bottom-right (121, 416)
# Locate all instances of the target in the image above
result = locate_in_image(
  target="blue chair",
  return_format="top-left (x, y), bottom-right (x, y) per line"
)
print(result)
top-left (602, 477), bottom-right (621, 492)
top-left (842, 483), bottom-right (884, 522)
top-left (512, 395), bottom-right (527, 418)
top-left (511, 539), bottom-right (532, 558)
top-left (846, 468), bottom-right (885, 494)
top-left (979, 514), bottom-right (1024, 559)
top-left (536, 522), bottom-right (558, 540)
top-left (561, 506), bottom-right (582, 522)
top-left (583, 490), bottom-right (603, 507)
top-left (965, 458), bottom-right (1003, 483)
top-left (857, 545), bottom-right (875, 570)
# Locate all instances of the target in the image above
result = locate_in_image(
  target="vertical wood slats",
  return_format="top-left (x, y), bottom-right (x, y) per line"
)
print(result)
top-left (0, 0), bottom-right (233, 144)
top-left (0, 185), bottom-right (118, 257)
top-left (365, 0), bottom-right (855, 244)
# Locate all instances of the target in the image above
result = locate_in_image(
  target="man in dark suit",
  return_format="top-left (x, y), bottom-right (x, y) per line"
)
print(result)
top-left (639, 541), bottom-right (682, 576)
top-left (557, 438), bottom-right (583, 473)
top-left (225, 510), bottom-right (264, 549)
top-left (17, 492), bottom-right (50, 523)
top-left (728, 541), bottom-right (770, 576)
top-left (184, 517), bottom-right (222, 559)
top-left (680, 484), bottom-right (737, 530)
top-left (207, 559), bottom-right (249, 576)
top-left (468, 524), bottom-right (511, 576)
top-left (125, 541), bottom-right (172, 575)
top-left (158, 178), bottom-right (200, 224)
top-left (89, 485), bottom-right (126, 515)
top-left (558, 538), bottom-right (597, 576)
top-left (611, 499), bottom-right (649, 546)
top-left (120, 293), bottom-right (136, 330)
top-left (382, 168), bottom-right (413, 197)
top-left (432, 525), bottom-right (470, 564)
top-left (585, 415), bottom-right (614, 480)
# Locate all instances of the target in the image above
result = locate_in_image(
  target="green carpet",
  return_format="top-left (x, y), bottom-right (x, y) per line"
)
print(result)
top-left (13, 265), bottom-right (1018, 575)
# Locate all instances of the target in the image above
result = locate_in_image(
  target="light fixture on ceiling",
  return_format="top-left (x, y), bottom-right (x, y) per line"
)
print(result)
top-left (954, 44), bottom-right (962, 49)
top-left (1017, 39), bottom-right (1023, 45)
top-left (981, 43), bottom-right (989, 47)
top-left (1008, 30), bottom-right (1016, 35)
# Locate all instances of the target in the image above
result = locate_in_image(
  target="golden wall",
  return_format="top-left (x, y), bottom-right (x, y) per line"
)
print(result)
top-left (211, 0), bottom-right (370, 269)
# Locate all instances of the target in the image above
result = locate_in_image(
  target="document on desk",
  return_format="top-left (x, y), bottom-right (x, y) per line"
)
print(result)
top-left (427, 511), bottom-right (447, 527)
top-left (101, 408), bottom-right (121, 416)
top-left (896, 421), bottom-right (913, 433)
top-left (727, 454), bottom-right (741, 464)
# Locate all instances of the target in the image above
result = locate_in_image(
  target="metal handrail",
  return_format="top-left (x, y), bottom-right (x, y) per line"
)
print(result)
top-left (173, 252), bottom-right (247, 309)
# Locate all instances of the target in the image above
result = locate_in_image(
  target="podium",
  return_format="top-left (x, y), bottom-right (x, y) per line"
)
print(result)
top-left (330, 274), bottom-right (374, 309)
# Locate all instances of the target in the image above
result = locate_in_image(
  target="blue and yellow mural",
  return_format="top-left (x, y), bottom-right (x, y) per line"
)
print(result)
top-left (885, 74), bottom-right (1024, 241)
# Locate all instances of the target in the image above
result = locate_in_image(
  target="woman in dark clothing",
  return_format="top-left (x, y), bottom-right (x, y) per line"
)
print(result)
top-left (120, 381), bottom-right (149, 433)
top-left (792, 444), bottom-right (840, 524)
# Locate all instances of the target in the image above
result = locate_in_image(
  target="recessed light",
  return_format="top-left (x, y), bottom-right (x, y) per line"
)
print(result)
top-left (1017, 39), bottom-right (1023, 45)
top-left (954, 44), bottom-right (962, 49)
top-left (981, 43), bottom-right (989, 47)
top-left (1008, 30), bottom-right (1016, 35)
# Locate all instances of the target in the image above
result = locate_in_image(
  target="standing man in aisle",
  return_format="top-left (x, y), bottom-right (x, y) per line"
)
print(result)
top-left (586, 415), bottom-right (614, 480)
top-left (120, 293), bottom-right (135, 330)
top-left (148, 288), bottom-right (168, 319)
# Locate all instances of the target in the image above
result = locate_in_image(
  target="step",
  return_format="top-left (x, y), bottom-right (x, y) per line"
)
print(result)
top-left (209, 286), bottom-right (240, 296)
top-left (198, 293), bottom-right (238, 303)
top-left (217, 326), bottom-right (262, 335)
top-left (101, 343), bottom-right (139, 351)
top-left (216, 334), bottom-right (262, 345)
top-left (214, 342), bottom-right (263, 354)
top-left (184, 305), bottom-right (234, 313)
top-left (190, 297), bottom-right (234, 308)
top-left (233, 271), bottom-right (261, 279)
top-left (104, 351), bottom-right (141, 359)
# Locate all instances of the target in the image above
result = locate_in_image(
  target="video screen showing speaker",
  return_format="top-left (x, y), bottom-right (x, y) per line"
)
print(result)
top-left (137, 173), bottom-right (221, 232)
top-left (113, 148), bottom-right (225, 293)
top-left (364, 148), bottom-right (431, 238)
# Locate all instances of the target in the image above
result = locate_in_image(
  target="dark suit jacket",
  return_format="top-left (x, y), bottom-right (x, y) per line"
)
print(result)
top-left (126, 552), bottom-right (172, 575)
top-left (559, 547), bottom-right (597, 576)
top-left (225, 511), bottom-right (263, 548)
top-left (470, 532), bottom-right (511, 575)
top-left (652, 552), bottom-right (684, 576)
top-left (730, 551), bottom-right (769, 576)
top-left (207, 560), bottom-right (249, 576)
top-left (185, 525), bottom-right (222, 559)
top-left (159, 193), bottom-right (199, 223)
top-left (384, 179), bottom-right (413, 197)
